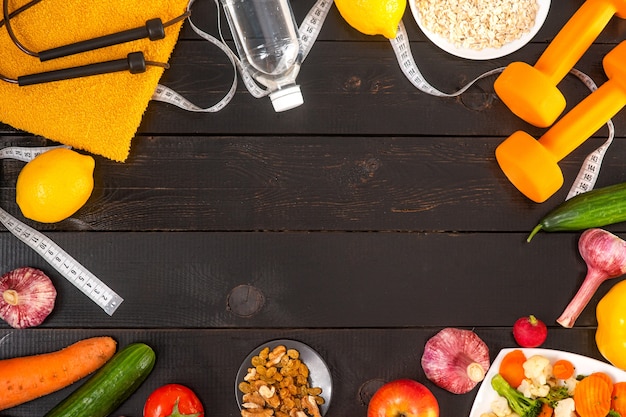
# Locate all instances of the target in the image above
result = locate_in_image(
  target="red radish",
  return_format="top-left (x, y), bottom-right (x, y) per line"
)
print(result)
top-left (557, 228), bottom-right (626, 328)
top-left (513, 315), bottom-right (547, 347)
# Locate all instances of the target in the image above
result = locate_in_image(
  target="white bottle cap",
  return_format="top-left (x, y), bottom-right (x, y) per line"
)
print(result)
top-left (269, 85), bottom-right (304, 112)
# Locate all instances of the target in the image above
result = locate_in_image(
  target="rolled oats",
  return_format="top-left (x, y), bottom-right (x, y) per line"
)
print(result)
top-left (416, 0), bottom-right (539, 50)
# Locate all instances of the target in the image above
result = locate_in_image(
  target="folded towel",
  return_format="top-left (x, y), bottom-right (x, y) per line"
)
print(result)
top-left (0, 0), bottom-right (188, 162)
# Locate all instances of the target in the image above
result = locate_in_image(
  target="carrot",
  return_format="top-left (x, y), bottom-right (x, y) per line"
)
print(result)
top-left (0, 336), bottom-right (116, 411)
top-left (552, 359), bottom-right (575, 380)
top-left (538, 402), bottom-right (554, 417)
top-left (574, 373), bottom-right (613, 417)
top-left (591, 371), bottom-right (614, 393)
top-left (611, 381), bottom-right (626, 417)
top-left (499, 349), bottom-right (527, 388)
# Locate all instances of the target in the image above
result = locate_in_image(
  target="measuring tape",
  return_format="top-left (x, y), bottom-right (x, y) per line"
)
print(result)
top-left (564, 68), bottom-right (615, 200)
top-left (154, 0), bottom-right (615, 198)
top-left (0, 144), bottom-right (70, 162)
top-left (0, 147), bottom-right (123, 316)
top-left (152, 0), bottom-right (268, 111)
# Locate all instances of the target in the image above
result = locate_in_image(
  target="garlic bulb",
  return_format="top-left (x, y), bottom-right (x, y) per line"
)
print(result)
top-left (421, 327), bottom-right (490, 394)
top-left (0, 267), bottom-right (57, 328)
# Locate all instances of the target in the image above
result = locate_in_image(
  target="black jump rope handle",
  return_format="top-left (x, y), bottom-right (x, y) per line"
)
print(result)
top-left (38, 18), bottom-right (166, 62)
top-left (17, 52), bottom-right (147, 86)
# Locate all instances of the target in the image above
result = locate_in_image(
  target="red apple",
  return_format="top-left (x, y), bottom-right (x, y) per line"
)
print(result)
top-left (367, 379), bottom-right (439, 417)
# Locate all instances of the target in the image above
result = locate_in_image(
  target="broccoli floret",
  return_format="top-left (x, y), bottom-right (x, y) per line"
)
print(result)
top-left (541, 385), bottom-right (571, 408)
top-left (491, 374), bottom-right (543, 417)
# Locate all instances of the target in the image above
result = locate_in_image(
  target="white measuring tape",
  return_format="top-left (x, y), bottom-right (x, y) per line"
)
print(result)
top-left (153, 0), bottom-right (268, 111)
top-left (0, 144), bottom-right (69, 162)
top-left (153, 0), bottom-right (615, 199)
top-left (0, 147), bottom-right (123, 315)
top-left (564, 68), bottom-right (615, 200)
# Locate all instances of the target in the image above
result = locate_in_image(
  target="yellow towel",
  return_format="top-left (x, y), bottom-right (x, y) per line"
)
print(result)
top-left (0, 0), bottom-right (188, 162)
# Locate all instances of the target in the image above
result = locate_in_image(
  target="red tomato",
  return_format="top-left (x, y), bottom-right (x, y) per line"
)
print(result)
top-left (144, 384), bottom-right (205, 417)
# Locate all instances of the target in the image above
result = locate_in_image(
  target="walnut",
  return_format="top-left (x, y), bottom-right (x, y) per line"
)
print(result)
top-left (289, 410), bottom-right (306, 417)
top-left (243, 392), bottom-right (266, 408)
top-left (242, 409), bottom-right (273, 417)
top-left (303, 396), bottom-right (322, 417)
top-left (267, 345), bottom-right (287, 366)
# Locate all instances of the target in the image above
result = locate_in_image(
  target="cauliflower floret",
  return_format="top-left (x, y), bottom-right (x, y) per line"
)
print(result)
top-left (563, 376), bottom-right (578, 396)
top-left (517, 379), bottom-right (533, 397)
top-left (523, 355), bottom-right (553, 386)
top-left (518, 378), bottom-right (550, 398)
top-left (554, 398), bottom-right (576, 417)
top-left (483, 399), bottom-right (522, 417)
top-left (491, 395), bottom-right (513, 417)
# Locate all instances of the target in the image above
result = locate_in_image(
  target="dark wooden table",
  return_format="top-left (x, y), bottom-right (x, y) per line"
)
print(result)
top-left (1, 0), bottom-right (626, 415)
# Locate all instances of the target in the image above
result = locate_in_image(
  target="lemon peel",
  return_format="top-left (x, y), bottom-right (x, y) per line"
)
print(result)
top-left (16, 148), bottom-right (95, 223)
top-left (335, 0), bottom-right (406, 39)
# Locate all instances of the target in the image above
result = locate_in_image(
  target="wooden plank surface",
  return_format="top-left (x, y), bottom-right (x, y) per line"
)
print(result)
top-left (0, 231), bottom-right (607, 328)
top-left (1, 0), bottom-right (625, 416)
top-left (1, 134), bottom-right (624, 232)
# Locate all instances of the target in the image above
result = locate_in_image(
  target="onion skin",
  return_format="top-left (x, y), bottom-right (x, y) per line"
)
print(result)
top-left (421, 328), bottom-right (490, 394)
top-left (557, 229), bottom-right (626, 328)
top-left (0, 267), bottom-right (57, 329)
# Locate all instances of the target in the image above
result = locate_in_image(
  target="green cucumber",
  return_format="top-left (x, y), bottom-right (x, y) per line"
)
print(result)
top-left (527, 182), bottom-right (626, 242)
top-left (44, 342), bottom-right (156, 417)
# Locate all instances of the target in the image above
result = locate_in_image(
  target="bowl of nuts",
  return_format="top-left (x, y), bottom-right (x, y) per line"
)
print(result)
top-left (410, 0), bottom-right (551, 60)
top-left (235, 339), bottom-right (332, 417)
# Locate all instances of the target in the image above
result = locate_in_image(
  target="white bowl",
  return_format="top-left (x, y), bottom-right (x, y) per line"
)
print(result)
top-left (469, 348), bottom-right (626, 417)
top-left (409, 0), bottom-right (551, 60)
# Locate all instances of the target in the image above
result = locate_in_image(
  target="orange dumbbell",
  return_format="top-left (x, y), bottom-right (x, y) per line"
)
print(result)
top-left (495, 41), bottom-right (626, 203)
top-left (494, 0), bottom-right (626, 128)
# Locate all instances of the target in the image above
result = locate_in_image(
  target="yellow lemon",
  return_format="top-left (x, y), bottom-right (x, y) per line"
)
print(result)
top-left (335, 0), bottom-right (406, 39)
top-left (16, 148), bottom-right (95, 223)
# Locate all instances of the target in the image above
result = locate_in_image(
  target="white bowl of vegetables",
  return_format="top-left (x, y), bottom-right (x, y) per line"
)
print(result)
top-left (470, 348), bottom-right (626, 417)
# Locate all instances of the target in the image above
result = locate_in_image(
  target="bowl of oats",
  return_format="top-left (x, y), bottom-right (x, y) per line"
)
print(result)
top-left (410, 0), bottom-right (551, 59)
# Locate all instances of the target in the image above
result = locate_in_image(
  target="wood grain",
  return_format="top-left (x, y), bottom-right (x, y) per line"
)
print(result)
top-left (0, 0), bottom-right (625, 415)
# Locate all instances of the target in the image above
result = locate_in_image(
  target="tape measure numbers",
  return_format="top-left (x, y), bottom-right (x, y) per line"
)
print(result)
top-left (298, 0), bottom-right (333, 61)
top-left (565, 69), bottom-right (615, 200)
top-left (1, 147), bottom-right (123, 315)
top-left (0, 145), bottom-right (70, 162)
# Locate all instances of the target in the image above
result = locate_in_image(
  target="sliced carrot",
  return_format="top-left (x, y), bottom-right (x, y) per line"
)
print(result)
top-left (0, 336), bottom-right (116, 411)
top-left (538, 401), bottom-right (554, 417)
top-left (552, 359), bottom-right (575, 380)
top-left (591, 371), bottom-right (614, 393)
top-left (499, 349), bottom-right (527, 388)
top-left (574, 374), bottom-right (613, 417)
top-left (611, 381), bottom-right (626, 417)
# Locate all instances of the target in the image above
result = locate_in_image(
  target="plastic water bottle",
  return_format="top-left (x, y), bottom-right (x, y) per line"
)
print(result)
top-left (221, 0), bottom-right (304, 112)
